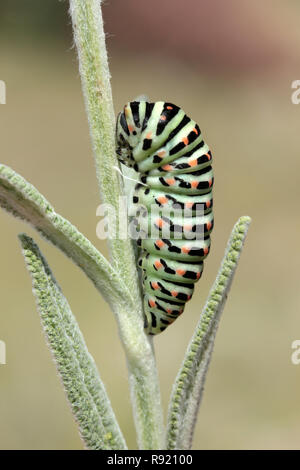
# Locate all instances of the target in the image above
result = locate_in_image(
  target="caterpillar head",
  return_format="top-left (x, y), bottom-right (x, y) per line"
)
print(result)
top-left (116, 102), bottom-right (142, 168)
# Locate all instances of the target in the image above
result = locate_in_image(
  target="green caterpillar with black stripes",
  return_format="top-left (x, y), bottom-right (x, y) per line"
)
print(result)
top-left (116, 101), bottom-right (214, 335)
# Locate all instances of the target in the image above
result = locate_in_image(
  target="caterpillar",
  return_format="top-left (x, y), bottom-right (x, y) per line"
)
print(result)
top-left (116, 101), bottom-right (214, 335)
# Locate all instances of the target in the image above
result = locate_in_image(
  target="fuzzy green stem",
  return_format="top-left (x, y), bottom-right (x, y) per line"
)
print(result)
top-left (69, 0), bottom-right (164, 449)
top-left (69, 0), bottom-right (138, 294)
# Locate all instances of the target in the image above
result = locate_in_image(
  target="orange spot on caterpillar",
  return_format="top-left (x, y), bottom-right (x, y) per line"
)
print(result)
top-left (157, 196), bottom-right (168, 205)
top-left (151, 281), bottom-right (160, 290)
top-left (155, 240), bottom-right (165, 248)
top-left (206, 221), bottom-right (212, 231)
top-left (156, 218), bottom-right (164, 228)
top-left (165, 178), bottom-right (175, 186)
top-left (205, 153), bottom-right (211, 160)
top-left (154, 260), bottom-right (163, 269)
top-left (182, 246), bottom-right (190, 254)
top-left (191, 181), bottom-right (198, 189)
top-left (196, 272), bottom-right (201, 279)
top-left (203, 246), bottom-right (209, 255)
top-left (160, 115), bottom-right (167, 121)
top-left (128, 125), bottom-right (134, 133)
top-left (208, 179), bottom-right (213, 187)
top-left (146, 132), bottom-right (152, 139)
top-left (193, 127), bottom-right (199, 135)
top-left (149, 299), bottom-right (157, 308)
top-left (206, 200), bottom-right (211, 208)
top-left (162, 164), bottom-right (172, 171)
top-left (184, 224), bottom-right (192, 232)
top-left (167, 106), bottom-right (173, 110)
top-left (187, 295), bottom-right (191, 301)
top-left (185, 202), bottom-right (194, 209)
top-left (171, 291), bottom-right (178, 297)
top-left (157, 150), bottom-right (166, 158)
top-left (176, 269), bottom-right (186, 276)
top-left (189, 159), bottom-right (198, 167)
top-left (182, 136), bottom-right (189, 145)
top-left (166, 308), bottom-right (172, 314)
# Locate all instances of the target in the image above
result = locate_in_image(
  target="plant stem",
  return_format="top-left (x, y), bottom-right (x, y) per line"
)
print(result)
top-left (69, 0), bottom-right (164, 449)
top-left (69, 0), bottom-right (137, 295)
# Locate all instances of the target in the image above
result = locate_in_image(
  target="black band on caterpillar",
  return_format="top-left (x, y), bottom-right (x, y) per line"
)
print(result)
top-left (116, 101), bottom-right (214, 335)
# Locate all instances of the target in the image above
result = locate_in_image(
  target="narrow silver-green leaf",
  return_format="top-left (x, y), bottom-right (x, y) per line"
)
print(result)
top-left (19, 234), bottom-right (127, 450)
top-left (166, 216), bottom-right (251, 450)
top-left (0, 163), bottom-right (133, 308)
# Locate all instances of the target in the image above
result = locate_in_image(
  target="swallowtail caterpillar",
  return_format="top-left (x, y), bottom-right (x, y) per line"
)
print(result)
top-left (116, 101), bottom-right (214, 335)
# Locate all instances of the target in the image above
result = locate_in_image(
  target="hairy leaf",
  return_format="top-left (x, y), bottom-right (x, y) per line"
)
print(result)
top-left (0, 163), bottom-right (133, 308)
top-left (166, 216), bottom-right (251, 449)
top-left (19, 234), bottom-right (127, 450)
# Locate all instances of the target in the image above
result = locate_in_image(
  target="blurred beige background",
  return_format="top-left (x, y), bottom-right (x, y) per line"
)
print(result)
top-left (0, 0), bottom-right (300, 450)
